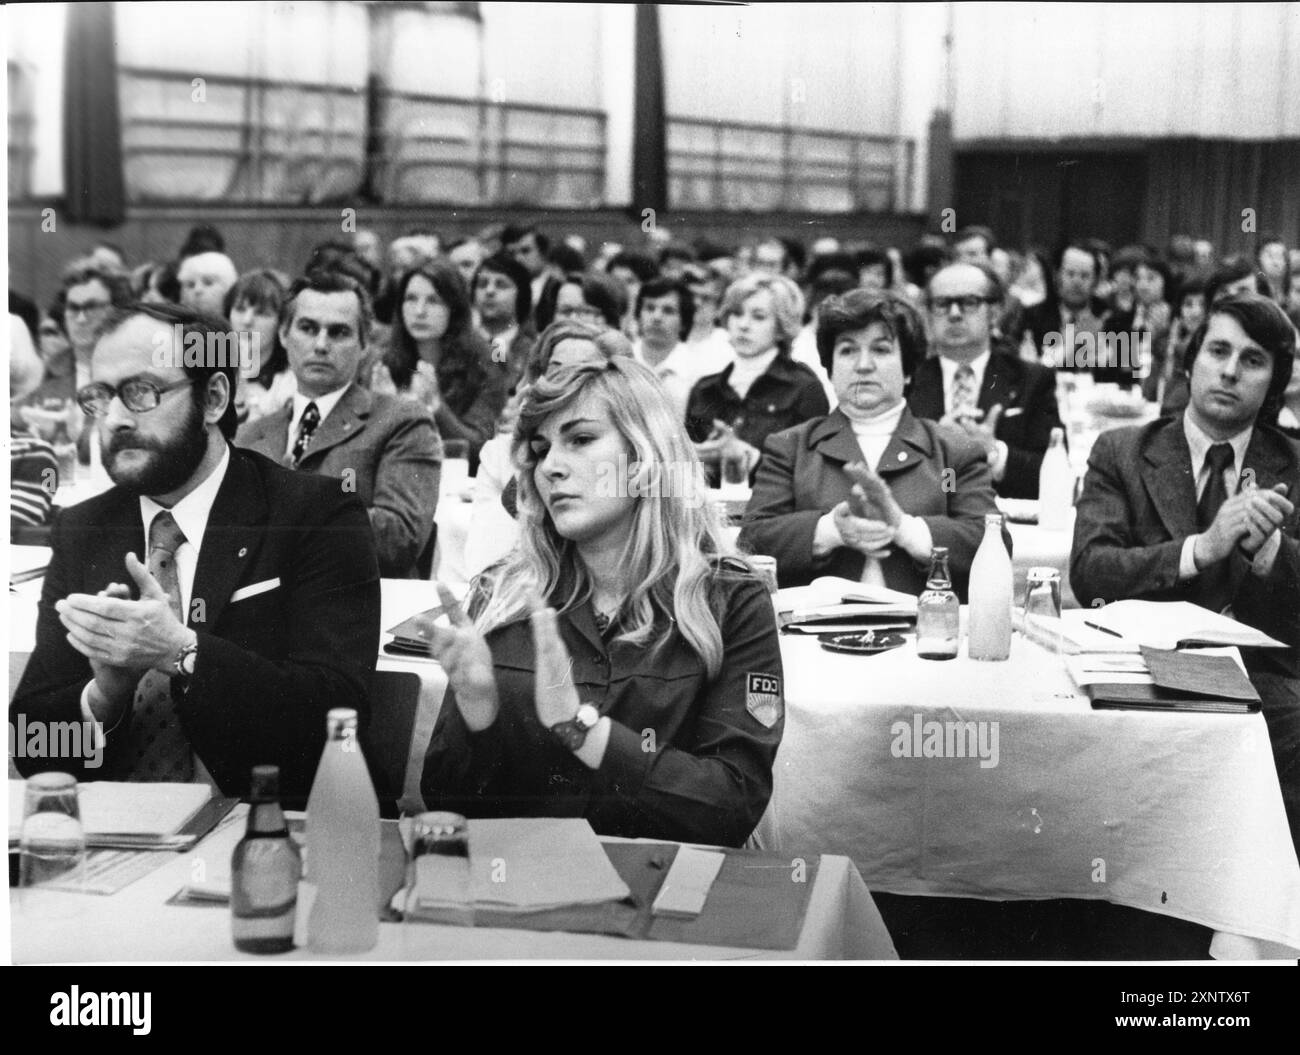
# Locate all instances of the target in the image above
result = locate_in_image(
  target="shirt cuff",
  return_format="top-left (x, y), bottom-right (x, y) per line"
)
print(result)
top-left (80, 680), bottom-right (129, 735)
top-left (812, 512), bottom-right (845, 558)
top-left (1179, 534), bottom-right (1201, 580)
top-left (990, 440), bottom-right (1009, 482)
top-left (894, 514), bottom-right (933, 562)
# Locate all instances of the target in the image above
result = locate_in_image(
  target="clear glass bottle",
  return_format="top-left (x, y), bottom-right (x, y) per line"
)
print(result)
top-left (968, 513), bottom-right (1012, 661)
top-left (231, 764), bottom-right (301, 954)
top-left (916, 547), bottom-right (960, 660)
top-left (305, 708), bottom-right (380, 954)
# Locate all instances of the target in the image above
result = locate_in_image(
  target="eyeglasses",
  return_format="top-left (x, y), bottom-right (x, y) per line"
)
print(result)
top-left (65, 300), bottom-right (111, 318)
top-left (929, 296), bottom-right (994, 315)
top-left (77, 377), bottom-right (196, 417)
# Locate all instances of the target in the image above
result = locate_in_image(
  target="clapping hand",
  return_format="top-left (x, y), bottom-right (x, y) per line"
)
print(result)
top-left (529, 599), bottom-right (581, 731)
top-left (940, 405), bottom-right (1003, 461)
top-left (844, 461), bottom-right (903, 528)
top-left (419, 582), bottom-right (500, 731)
top-left (1236, 482), bottom-right (1293, 557)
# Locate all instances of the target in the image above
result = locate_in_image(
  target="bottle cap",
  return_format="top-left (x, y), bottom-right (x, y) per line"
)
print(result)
top-left (931, 546), bottom-right (949, 559)
top-left (1027, 566), bottom-right (1061, 583)
top-left (325, 708), bottom-right (359, 738)
top-left (249, 765), bottom-right (280, 800)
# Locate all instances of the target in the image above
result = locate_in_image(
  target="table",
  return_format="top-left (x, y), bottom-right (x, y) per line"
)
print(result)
top-left (9, 809), bottom-right (897, 961)
top-left (758, 627), bottom-right (1300, 959)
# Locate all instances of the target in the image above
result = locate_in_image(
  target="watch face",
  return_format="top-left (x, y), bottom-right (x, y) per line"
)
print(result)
top-left (576, 704), bottom-right (600, 729)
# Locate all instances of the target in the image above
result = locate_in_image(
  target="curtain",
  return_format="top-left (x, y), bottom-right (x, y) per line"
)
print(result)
top-left (63, 1), bottom-right (125, 225)
top-left (1144, 139), bottom-right (1300, 256)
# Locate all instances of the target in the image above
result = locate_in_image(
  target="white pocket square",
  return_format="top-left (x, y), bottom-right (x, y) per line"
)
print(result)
top-left (1002, 407), bottom-right (1024, 418)
top-left (230, 578), bottom-right (280, 603)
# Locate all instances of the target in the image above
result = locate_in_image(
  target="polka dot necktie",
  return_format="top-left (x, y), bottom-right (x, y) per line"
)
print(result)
top-left (952, 364), bottom-right (978, 416)
top-left (292, 401), bottom-right (320, 466)
top-left (127, 511), bottom-right (194, 782)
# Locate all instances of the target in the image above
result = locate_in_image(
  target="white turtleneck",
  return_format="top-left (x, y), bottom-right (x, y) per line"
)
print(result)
top-left (844, 399), bottom-right (907, 470)
top-left (727, 347), bottom-right (780, 400)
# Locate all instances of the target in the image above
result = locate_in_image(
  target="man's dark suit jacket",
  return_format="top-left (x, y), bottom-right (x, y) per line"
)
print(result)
top-left (236, 383), bottom-right (441, 578)
top-left (1070, 414), bottom-right (1300, 675)
top-left (738, 406), bottom-right (1005, 600)
top-left (907, 350), bottom-right (1064, 499)
top-left (10, 446), bottom-right (382, 802)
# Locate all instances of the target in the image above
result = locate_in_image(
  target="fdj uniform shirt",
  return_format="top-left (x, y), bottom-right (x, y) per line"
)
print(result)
top-left (421, 562), bottom-right (784, 848)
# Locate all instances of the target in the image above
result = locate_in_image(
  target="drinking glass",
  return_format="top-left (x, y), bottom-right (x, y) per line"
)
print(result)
top-left (18, 772), bottom-right (87, 915)
top-left (402, 812), bottom-right (473, 937)
top-left (1022, 567), bottom-right (1063, 655)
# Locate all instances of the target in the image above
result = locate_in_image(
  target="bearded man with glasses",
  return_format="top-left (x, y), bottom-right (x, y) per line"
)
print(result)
top-left (11, 301), bottom-right (380, 805)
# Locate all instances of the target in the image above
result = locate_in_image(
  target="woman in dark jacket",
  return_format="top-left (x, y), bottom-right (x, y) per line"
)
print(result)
top-left (738, 289), bottom-right (1004, 599)
top-left (685, 273), bottom-right (829, 485)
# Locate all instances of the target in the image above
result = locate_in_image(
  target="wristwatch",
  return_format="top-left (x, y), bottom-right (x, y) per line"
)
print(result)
top-left (549, 703), bottom-right (601, 752)
top-left (173, 637), bottom-right (198, 680)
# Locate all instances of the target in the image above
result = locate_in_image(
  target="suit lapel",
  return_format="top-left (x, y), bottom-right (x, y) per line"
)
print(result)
top-left (1241, 427), bottom-right (1292, 493)
top-left (875, 407), bottom-right (933, 478)
top-left (262, 403), bottom-right (293, 467)
top-left (300, 383), bottom-right (371, 464)
top-left (1141, 419), bottom-right (1198, 539)
top-left (190, 448), bottom-right (269, 631)
top-left (907, 358), bottom-right (945, 421)
top-left (86, 491), bottom-right (147, 589)
top-left (807, 409), bottom-right (863, 466)
top-left (979, 353), bottom-right (1022, 411)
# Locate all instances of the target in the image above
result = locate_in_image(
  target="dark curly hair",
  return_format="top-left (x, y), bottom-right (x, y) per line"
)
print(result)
top-left (815, 289), bottom-right (927, 380)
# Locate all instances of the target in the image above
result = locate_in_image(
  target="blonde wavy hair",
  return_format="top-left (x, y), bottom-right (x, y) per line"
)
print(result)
top-left (473, 356), bottom-right (742, 678)
top-left (718, 272), bottom-right (806, 356)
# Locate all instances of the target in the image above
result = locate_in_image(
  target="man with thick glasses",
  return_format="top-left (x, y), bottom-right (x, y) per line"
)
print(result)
top-left (10, 302), bottom-right (381, 804)
top-left (907, 261), bottom-right (1064, 499)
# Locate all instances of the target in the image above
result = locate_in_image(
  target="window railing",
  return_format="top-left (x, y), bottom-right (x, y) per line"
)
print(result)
top-left (668, 116), bottom-right (914, 214)
top-left (113, 66), bottom-right (606, 208)
top-left (370, 89), bottom-right (606, 208)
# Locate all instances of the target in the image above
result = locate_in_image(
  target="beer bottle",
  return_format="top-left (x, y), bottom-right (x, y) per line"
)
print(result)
top-left (231, 765), bottom-right (301, 954)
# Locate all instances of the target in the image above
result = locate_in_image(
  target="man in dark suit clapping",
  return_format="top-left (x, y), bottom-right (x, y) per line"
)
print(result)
top-left (11, 302), bottom-right (381, 803)
top-left (908, 261), bottom-right (1064, 499)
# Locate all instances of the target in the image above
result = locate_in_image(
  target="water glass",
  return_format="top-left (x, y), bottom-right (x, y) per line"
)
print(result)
top-left (1022, 567), bottom-right (1063, 655)
top-left (402, 812), bottom-right (473, 930)
top-left (19, 772), bottom-right (87, 914)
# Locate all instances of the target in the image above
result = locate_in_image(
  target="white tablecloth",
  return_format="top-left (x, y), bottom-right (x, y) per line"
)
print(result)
top-left (10, 810), bottom-right (897, 962)
top-left (760, 630), bottom-right (1300, 958)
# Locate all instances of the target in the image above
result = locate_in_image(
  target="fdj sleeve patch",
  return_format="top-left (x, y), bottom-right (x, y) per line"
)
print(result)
top-left (745, 672), bottom-right (783, 729)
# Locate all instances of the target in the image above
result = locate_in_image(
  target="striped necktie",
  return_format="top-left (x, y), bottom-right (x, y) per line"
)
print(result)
top-left (292, 401), bottom-right (320, 466)
top-left (952, 363), bottom-right (978, 416)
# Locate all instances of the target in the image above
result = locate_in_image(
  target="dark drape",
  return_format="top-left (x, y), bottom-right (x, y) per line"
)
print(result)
top-left (1143, 139), bottom-right (1300, 256)
top-left (631, 3), bottom-right (667, 214)
top-left (63, 1), bottom-right (125, 226)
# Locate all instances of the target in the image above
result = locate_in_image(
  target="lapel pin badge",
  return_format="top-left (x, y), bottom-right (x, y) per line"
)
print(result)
top-left (897, 451), bottom-right (907, 462)
top-left (237, 547), bottom-right (248, 558)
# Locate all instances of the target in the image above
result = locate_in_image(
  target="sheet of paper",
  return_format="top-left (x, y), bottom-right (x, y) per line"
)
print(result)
top-left (9, 780), bottom-right (211, 843)
top-left (412, 817), bottom-right (630, 912)
top-left (651, 846), bottom-right (725, 918)
top-left (1083, 600), bottom-right (1286, 650)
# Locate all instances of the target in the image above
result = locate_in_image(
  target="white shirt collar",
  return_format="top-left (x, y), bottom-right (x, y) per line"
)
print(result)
top-left (1182, 411), bottom-right (1253, 490)
top-left (287, 383), bottom-right (351, 456)
top-left (939, 348), bottom-right (991, 411)
top-left (139, 442), bottom-right (231, 558)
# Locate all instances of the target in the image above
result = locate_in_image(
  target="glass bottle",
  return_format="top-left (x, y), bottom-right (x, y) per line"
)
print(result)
top-left (231, 764), bottom-right (301, 954)
top-left (305, 708), bottom-right (380, 954)
top-left (916, 547), bottom-right (960, 660)
top-left (968, 513), bottom-right (1012, 661)
top-left (1037, 427), bottom-right (1074, 530)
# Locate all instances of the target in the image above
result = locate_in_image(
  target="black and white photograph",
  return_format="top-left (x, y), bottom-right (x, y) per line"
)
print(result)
top-left (4, 0), bottom-right (1299, 994)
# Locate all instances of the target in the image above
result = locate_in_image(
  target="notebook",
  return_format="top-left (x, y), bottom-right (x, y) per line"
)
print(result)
top-left (1079, 647), bottom-right (1262, 714)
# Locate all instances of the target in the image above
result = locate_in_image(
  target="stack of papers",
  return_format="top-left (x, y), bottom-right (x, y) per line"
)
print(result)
top-left (1067, 646), bottom-right (1261, 714)
top-left (9, 781), bottom-right (223, 850)
top-left (400, 818), bottom-right (631, 920)
top-left (384, 604), bottom-right (452, 658)
top-left (776, 576), bottom-right (917, 631)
